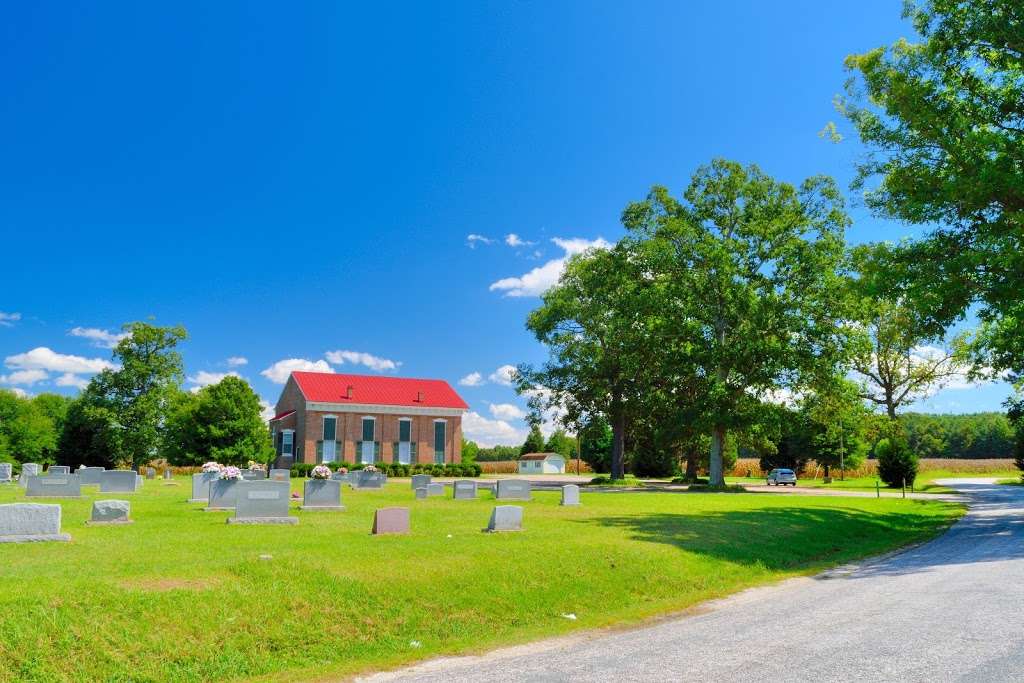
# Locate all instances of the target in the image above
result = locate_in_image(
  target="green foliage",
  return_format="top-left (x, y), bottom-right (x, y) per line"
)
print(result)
top-left (1006, 397), bottom-right (1024, 474)
top-left (0, 389), bottom-right (59, 465)
top-left (543, 429), bottom-right (577, 459)
top-left (460, 439), bottom-right (479, 464)
top-left (875, 429), bottom-right (920, 487)
top-left (578, 417), bottom-right (612, 473)
top-left (58, 396), bottom-right (121, 468)
top-left (473, 444), bottom-right (520, 462)
top-left (841, 0), bottom-right (1024, 377)
top-left (901, 412), bottom-right (1016, 459)
top-left (588, 475), bottom-right (643, 487)
top-left (289, 461), bottom-right (482, 478)
top-left (520, 424), bottom-right (546, 455)
top-left (162, 377), bottom-right (272, 466)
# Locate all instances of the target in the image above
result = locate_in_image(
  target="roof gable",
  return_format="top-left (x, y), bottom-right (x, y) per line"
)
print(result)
top-left (290, 372), bottom-right (468, 410)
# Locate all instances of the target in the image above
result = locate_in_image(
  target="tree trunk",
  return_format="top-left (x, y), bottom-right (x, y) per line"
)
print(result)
top-left (709, 424), bottom-right (726, 487)
top-left (611, 410), bottom-right (625, 480)
top-left (684, 451), bottom-right (698, 480)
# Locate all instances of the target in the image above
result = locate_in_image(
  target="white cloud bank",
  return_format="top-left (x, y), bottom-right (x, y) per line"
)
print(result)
top-left (260, 358), bottom-right (333, 384)
top-left (489, 402), bottom-right (527, 420)
top-left (69, 326), bottom-right (128, 348)
top-left (325, 349), bottom-right (400, 372)
top-left (0, 312), bottom-right (21, 327)
top-left (466, 234), bottom-right (494, 248)
top-left (0, 369), bottom-right (49, 386)
top-left (226, 356), bottom-right (248, 367)
top-left (458, 372), bottom-right (484, 387)
top-left (505, 233), bottom-right (536, 248)
top-left (461, 411), bottom-right (528, 448)
top-left (488, 364), bottom-right (517, 386)
top-left (489, 237), bottom-right (611, 297)
top-left (187, 370), bottom-right (241, 392)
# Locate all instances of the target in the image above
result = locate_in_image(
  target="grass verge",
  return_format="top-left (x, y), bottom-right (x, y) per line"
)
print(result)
top-left (0, 478), bottom-right (962, 682)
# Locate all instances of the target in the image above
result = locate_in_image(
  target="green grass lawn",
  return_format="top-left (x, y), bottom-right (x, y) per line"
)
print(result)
top-left (727, 469), bottom-right (1021, 494)
top-left (0, 477), bottom-right (962, 682)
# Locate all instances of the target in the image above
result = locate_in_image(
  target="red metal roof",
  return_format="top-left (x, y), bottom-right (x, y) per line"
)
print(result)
top-left (270, 409), bottom-right (296, 421)
top-left (291, 372), bottom-right (469, 410)
top-left (520, 453), bottom-right (561, 461)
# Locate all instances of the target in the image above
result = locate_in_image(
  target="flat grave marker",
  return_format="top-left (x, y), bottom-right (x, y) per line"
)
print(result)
top-left (372, 507), bottom-right (410, 535)
top-left (0, 503), bottom-right (70, 542)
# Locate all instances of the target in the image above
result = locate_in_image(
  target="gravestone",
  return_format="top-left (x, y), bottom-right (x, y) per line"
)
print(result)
top-left (206, 478), bottom-right (239, 510)
top-left (426, 482), bottom-right (445, 497)
top-left (241, 469), bottom-right (267, 481)
top-left (0, 463), bottom-right (11, 483)
top-left (371, 507), bottom-right (410, 535)
top-left (270, 468), bottom-right (291, 482)
top-left (100, 470), bottom-right (140, 494)
top-left (486, 505), bottom-right (523, 532)
top-left (301, 479), bottom-right (344, 510)
top-left (25, 474), bottom-right (81, 498)
top-left (453, 480), bottom-right (477, 500)
top-left (163, 469), bottom-right (172, 480)
top-left (77, 467), bottom-right (105, 486)
top-left (561, 484), bottom-right (581, 506)
top-left (495, 479), bottom-right (531, 501)
top-left (411, 474), bottom-right (431, 490)
top-left (145, 467), bottom-right (156, 480)
top-left (354, 471), bottom-right (386, 489)
top-left (190, 471), bottom-right (220, 503)
top-left (414, 487), bottom-right (428, 500)
top-left (0, 503), bottom-right (70, 542)
top-left (18, 463), bottom-right (42, 488)
top-left (87, 500), bottom-right (132, 525)
top-left (228, 480), bottom-right (296, 524)
top-left (137, 474), bottom-right (144, 490)
top-left (48, 466), bottom-right (70, 475)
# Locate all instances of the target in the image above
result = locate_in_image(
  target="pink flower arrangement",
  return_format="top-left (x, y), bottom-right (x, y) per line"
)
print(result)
top-left (247, 461), bottom-right (266, 472)
top-left (219, 466), bottom-right (243, 480)
top-left (337, 467), bottom-right (348, 475)
top-left (310, 465), bottom-right (332, 479)
top-left (363, 465), bottom-right (378, 473)
top-left (201, 462), bottom-right (223, 473)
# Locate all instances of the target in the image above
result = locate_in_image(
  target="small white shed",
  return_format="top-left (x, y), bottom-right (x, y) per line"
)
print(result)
top-left (517, 453), bottom-right (566, 474)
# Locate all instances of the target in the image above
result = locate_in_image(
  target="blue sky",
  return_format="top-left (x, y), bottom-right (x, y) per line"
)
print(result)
top-left (0, 2), bottom-right (1012, 445)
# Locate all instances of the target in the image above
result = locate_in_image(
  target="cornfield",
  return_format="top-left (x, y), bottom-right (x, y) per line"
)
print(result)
top-left (479, 460), bottom-right (593, 475)
top-left (729, 457), bottom-right (1017, 479)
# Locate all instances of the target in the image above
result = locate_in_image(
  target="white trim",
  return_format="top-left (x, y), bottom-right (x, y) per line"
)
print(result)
top-left (308, 401), bottom-right (465, 417)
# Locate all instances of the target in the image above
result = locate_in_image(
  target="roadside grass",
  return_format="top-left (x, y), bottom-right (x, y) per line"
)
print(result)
top-left (727, 468), bottom-right (1020, 494)
top-left (0, 478), bottom-right (962, 682)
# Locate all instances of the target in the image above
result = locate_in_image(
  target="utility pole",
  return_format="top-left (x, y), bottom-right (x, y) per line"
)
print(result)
top-left (840, 429), bottom-right (845, 481)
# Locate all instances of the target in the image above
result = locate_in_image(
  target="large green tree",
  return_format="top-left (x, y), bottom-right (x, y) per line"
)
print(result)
top-left (163, 377), bottom-right (273, 466)
top-left (0, 389), bottom-right (58, 466)
top-left (519, 424), bottom-right (546, 456)
top-left (623, 159), bottom-right (851, 486)
top-left (841, 0), bottom-right (1024, 376)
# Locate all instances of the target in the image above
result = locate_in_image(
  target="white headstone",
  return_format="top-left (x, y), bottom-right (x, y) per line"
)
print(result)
top-left (0, 463), bottom-right (12, 483)
top-left (0, 503), bottom-right (71, 542)
top-left (560, 484), bottom-right (581, 506)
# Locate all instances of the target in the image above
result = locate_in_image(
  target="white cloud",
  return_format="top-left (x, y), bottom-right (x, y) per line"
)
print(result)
top-left (260, 358), bottom-right (333, 384)
top-left (489, 402), bottom-right (527, 420)
top-left (5, 347), bottom-right (115, 375)
top-left (489, 236), bottom-right (611, 297)
top-left (325, 350), bottom-right (400, 372)
top-left (3, 387), bottom-right (29, 398)
top-left (55, 373), bottom-right (89, 390)
top-left (68, 326), bottom-right (128, 349)
top-left (0, 312), bottom-right (21, 327)
top-left (466, 234), bottom-right (494, 248)
top-left (0, 369), bottom-right (49, 386)
top-left (461, 411), bottom-right (528, 448)
top-left (458, 372), bottom-right (484, 387)
top-left (505, 233), bottom-right (537, 248)
top-left (259, 398), bottom-right (275, 422)
top-left (187, 370), bottom-right (241, 392)
top-left (226, 356), bottom-right (248, 367)
top-left (488, 364), bottom-right (518, 386)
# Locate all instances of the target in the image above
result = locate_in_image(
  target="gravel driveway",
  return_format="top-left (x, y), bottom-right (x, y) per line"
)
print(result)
top-left (361, 478), bottom-right (1024, 683)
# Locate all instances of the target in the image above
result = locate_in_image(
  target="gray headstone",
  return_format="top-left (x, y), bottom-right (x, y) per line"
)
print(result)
top-left (207, 477), bottom-right (239, 510)
top-left (0, 463), bottom-right (11, 483)
top-left (301, 479), bottom-right (344, 510)
top-left (88, 499), bottom-right (131, 525)
top-left (18, 463), bottom-right (41, 487)
top-left (76, 467), bottom-right (105, 486)
top-left (486, 505), bottom-right (523, 532)
top-left (101, 470), bottom-right (140, 493)
top-left (228, 480), bottom-right (296, 524)
top-left (25, 474), bottom-right (81, 498)
top-left (495, 479), bottom-right (531, 501)
top-left (136, 474), bottom-right (144, 489)
top-left (48, 465), bottom-right (70, 475)
top-left (190, 471), bottom-right (220, 502)
top-left (163, 469), bottom-right (172, 480)
top-left (241, 469), bottom-right (267, 481)
top-left (372, 507), bottom-right (409, 535)
top-left (453, 480), bottom-right (478, 500)
top-left (561, 484), bottom-right (581, 506)
top-left (0, 503), bottom-right (70, 542)
top-left (270, 468), bottom-right (291, 482)
top-left (414, 486), bottom-right (428, 500)
top-left (426, 482), bottom-right (445, 497)
top-left (331, 471), bottom-right (350, 483)
top-left (145, 467), bottom-right (156, 480)
top-left (411, 474), bottom-right (432, 490)
top-left (354, 471), bottom-right (386, 489)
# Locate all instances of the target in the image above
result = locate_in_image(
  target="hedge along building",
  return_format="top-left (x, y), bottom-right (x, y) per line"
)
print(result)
top-left (269, 372), bottom-right (468, 466)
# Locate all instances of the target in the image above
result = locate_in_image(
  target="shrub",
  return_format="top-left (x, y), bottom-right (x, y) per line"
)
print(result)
top-left (589, 475), bottom-right (643, 487)
top-left (671, 476), bottom-right (709, 485)
top-left (876, 435), bottom-right (919, 487)
top-left (686, 483), bottom-right (746, 493)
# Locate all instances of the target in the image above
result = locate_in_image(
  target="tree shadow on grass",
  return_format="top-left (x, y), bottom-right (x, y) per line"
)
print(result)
top-left (578, 492), bottom-right (1024, 577)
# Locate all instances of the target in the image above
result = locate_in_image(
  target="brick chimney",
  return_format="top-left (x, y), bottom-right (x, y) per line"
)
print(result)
top-left (346, 385), bottom-right (354, 399)
top-left (416, 391), bottom-right (424, 402)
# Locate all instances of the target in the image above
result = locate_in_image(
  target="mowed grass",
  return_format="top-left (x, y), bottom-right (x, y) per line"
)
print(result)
top-left (0, 478), bottom-right (962, 682)
top-left (728, 469), bottom-right (1020, 493)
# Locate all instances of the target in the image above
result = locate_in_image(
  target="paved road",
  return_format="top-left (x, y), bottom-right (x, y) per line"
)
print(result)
top-left (362, 479), bottom-right (1024, 683)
